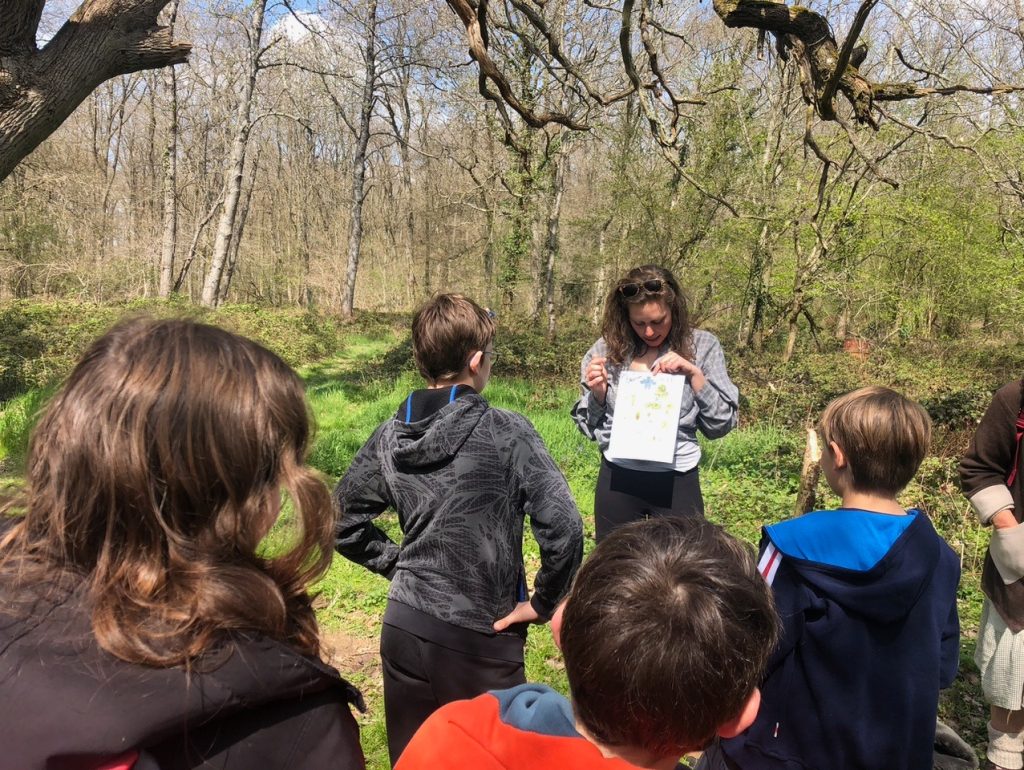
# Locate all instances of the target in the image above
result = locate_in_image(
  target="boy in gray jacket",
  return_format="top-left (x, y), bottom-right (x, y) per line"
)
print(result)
top-left (335, 293), bottom-right (584, 767)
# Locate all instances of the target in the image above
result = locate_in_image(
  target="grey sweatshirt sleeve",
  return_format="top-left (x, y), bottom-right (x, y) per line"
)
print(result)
top-left (570, 339), bottom-right (609, 442)
top-left (509, 416), bottom-right (584, 619)
top-left (692, 331), bottom-right (739, 439)
top-left (333, 424), bottom-right (401, 578)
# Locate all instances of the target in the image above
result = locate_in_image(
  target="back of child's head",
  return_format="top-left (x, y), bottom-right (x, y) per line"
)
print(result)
top-left (412, 293), bottom-right (495, 382)
top-left (0, 317), bottom-right (334, 667)
top-left (819, 386), bottom-right (932, 495)
top-left (559, 517), bottom-right (779, 757)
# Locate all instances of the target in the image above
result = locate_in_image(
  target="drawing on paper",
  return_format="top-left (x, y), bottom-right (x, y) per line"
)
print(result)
top-left (605, 371), bottom-right (685, 465)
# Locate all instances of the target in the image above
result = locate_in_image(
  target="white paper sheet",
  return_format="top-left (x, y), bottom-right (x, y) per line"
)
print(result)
top-left (605, 371), bottom-right (685, 464)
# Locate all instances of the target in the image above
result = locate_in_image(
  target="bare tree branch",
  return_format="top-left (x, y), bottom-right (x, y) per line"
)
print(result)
top-left (820, 0), bottom-right (878, 112)
top-left (873, 81), bottom-right (1024, 103)
top-left (444, 0), bottom-right (588, 130)
top-left (0, 0), bottom-right (191, 180)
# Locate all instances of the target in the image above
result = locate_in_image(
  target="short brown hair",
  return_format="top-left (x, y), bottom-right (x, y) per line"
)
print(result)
top-left (818, 386), bottom-right (931, 495)
top-left (0, 318), bottom-right (334, 667)
top-left (560, 518), bottom-right (779, 756)
top-left (411, 293), bottom-right (495, 381)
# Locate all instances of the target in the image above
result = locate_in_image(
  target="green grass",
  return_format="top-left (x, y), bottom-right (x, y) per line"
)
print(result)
top-left (0, 329), bottom-right (994, 768)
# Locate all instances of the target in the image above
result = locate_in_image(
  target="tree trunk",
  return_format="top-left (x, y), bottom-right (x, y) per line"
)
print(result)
top-left (793, 427), bottom-right (821, 516)
top-left (219, 146), bottom-right (260, 304)
top-left (500, 144), bottom-right (534, 316)
top-left (741, 227), bottom-right (774, 353)
top-left (157, 0), bottom-right (180, 298)
top-left (175, 198), bottom-right (220, 294)
top-left (834, 300), bottom-right (850, 341)
top-left (201, 0), bottom-right (266, 308)
top-left (0, 0), bottom-right (190, 181)
top-left (783, 308), bottom-right (801, 362)
top-left (340, 0), bottom-right (379, 319)
top-left (543, 157), bottom-right (565, 338)
top-left (592, 217), bottom-right (612, 325)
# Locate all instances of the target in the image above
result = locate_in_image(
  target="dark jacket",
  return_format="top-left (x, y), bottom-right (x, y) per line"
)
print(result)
top-left (395, 684), bottom-right (639, 770)
top-left (0, 587), bottom-right (365, 770)
top-left (335, 390), bottom-right (583, 634)
top-left (959, 379), bottom-right (1024, 629)
top-left (722, 509), bottom-right (960, 770)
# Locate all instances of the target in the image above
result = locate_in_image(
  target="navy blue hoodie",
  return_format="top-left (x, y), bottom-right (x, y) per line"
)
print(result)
top-left (721, 509), bottom-right (960, 770)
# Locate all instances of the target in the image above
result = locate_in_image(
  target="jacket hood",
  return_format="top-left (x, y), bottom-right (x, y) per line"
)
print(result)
top-left (491, 684), bottom-right (581, 738)
top-left (386, 394), bottom-right (489, 471)
top-left (763, 509), bottom-right (942, 625)
top-left (394, 685), bottom-right (642, 770)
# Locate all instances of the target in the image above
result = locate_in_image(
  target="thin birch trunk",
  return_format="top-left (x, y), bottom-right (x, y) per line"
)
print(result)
top-left (544, 157), bottom-right (564, 337)
top-left (200, 0), bottom-right (266, 307)
top-left (340, 0), bottom-right (379, 318)
top-left (219, 146), bottom-right (260, 304)
top-left (157, 0), bottom-right (180, 298)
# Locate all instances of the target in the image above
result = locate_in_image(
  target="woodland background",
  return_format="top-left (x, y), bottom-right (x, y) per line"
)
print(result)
top-left (2, 0), bottom-right (1023, 354)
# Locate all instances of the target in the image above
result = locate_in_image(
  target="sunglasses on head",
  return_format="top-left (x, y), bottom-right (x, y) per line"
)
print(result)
top-left (618, 279), bottom-right (665, 298)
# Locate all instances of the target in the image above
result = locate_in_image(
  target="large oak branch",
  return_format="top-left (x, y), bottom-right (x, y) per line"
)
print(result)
top-left (0, 0), bottom-right (191, 181)
top-left (712, 0), bottom-right (876, 125)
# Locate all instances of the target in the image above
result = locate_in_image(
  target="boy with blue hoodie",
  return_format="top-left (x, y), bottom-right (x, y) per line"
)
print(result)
top-left (711, 386), bottom-right (961, 770)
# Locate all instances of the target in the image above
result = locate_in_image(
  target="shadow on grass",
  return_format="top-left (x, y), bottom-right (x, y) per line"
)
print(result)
top-left (302, 335), bottom-right (415, 398)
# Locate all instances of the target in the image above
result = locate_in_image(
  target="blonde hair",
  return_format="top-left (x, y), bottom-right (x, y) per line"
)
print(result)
top-left (819, 386), bottom-right (931, 495)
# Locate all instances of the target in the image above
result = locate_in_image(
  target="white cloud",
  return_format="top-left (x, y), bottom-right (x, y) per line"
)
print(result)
top-left (270, 11), bottom-right (328, 43)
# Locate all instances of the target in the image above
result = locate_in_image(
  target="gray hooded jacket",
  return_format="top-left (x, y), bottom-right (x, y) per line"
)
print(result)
top-left (335, 392), bottom-right (583, 635)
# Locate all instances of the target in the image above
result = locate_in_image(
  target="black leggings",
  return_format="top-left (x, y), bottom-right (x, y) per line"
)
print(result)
top-left (594, 456), bottom-right (705, 542)
top-left (380, 624), bottom-right (525, 766)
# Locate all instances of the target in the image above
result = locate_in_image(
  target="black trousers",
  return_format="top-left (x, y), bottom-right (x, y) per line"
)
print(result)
top-left (380, 623), bottom-right (526, 767)
top-left (594, 456), bottom-right (705, 542)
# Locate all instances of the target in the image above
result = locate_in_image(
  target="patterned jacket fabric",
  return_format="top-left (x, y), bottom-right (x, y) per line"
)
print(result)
top-left (335, 392), bottom-right (584, 634)
top-left (571, 329), bottom-right (738, 470)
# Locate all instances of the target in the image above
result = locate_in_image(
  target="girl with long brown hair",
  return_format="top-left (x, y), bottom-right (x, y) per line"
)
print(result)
top-left (0, 318), bottom-right (364, 770)
top-left (572, 265), bottom-right (738, 540)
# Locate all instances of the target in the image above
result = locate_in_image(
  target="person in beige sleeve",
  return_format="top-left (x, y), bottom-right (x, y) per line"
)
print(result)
top-left (960, 379), bottom-right (1024, 770)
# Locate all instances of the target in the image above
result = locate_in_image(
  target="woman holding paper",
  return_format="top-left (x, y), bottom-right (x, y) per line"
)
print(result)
top-left (571, 264), bottom-right (738, 541)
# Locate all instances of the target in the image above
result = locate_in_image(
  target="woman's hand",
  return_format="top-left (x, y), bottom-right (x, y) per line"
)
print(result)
top-left (652, 352), bottom-right (705, 392)
top-left (493, 601), bottom-right (540, 631)
top-left (585, 356), bottom-right (609, 404)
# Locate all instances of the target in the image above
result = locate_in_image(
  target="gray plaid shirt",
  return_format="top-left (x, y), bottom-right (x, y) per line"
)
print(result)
top-left (571, 329), bottom-right (738, 472)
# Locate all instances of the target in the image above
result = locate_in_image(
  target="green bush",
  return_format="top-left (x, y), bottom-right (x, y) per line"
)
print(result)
top-left (0, 385), bottom-right (55, 473)
top-left (0, 300), bottom-right (346, 402)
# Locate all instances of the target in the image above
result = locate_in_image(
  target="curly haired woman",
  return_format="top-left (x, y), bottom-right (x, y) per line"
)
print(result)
top-left (572, 264), bottom-right (738, 541)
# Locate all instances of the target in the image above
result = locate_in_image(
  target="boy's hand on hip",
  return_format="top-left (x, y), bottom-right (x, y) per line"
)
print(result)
top-left (494, 601), bottom-right (540, 632)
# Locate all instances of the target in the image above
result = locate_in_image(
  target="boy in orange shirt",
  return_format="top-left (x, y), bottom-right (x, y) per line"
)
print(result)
top-left (395, 517), bottom-right (779, 770)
